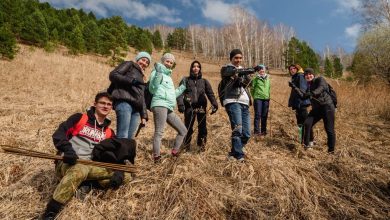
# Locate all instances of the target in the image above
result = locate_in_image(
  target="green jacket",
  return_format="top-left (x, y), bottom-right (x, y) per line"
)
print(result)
top-left (149, 63), bottom-right (186, 111)
top-left (251, 74), bottom-right (270, 100)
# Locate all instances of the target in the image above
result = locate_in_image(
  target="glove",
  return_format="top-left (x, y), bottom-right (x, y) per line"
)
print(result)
top-left (288, 81), bottom-right (296, 88)
top-left (211, 105), bottom-right (218, 115)
top-left (178, 105), bottom-right (185, 113)
top-left (63, 149), bottom-right (78, 165)
top-left (302, 92), bottom-right (312, 99)
top-left (109, 171), bottom-right (124, 189)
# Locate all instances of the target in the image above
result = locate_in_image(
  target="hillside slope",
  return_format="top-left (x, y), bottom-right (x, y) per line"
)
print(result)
top-left (0, 46), bottom-right (389, 219)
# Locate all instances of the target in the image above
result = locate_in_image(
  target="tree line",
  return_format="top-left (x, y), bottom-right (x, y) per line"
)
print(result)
top-left (0, 0), bottom-right (163, 61)
top-left (1, 0), bottom-right (349, 80)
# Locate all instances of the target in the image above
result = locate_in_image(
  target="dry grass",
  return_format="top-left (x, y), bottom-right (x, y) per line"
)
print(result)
top-left (0, 45), bottom-right (389, 219)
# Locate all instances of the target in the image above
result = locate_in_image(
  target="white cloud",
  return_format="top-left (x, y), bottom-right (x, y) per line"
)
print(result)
top-left (345, 23), bottom-right (362, 40)
top-left (41, 0), bottom-right (182, 24)
top-left (201, 0), bottom-right (235, 24)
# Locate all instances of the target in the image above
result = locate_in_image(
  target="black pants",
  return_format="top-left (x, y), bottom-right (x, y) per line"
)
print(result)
top-left (253, 99), bottom-right (269, 134)
top-left (304, 105), bottom-right (336, 152)
top-left (183, 107), bottom-right (207, 147)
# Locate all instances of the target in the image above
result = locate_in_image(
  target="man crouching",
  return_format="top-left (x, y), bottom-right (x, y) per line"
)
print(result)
top-left (41, 92), bottom-right (131, 219)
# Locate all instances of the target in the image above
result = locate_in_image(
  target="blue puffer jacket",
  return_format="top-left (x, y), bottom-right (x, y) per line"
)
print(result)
top-left (149, 63), bottom-right (186, 111)
top-left (288, 73), bottom-right (310, 109)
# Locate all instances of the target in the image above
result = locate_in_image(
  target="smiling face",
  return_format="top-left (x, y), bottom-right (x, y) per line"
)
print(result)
top-left (163, 59), bottom-right (174, 69)
top-left (289, 66), bottom-right (297, 75)
top-left (94, 96), bottom-right (113, 118)
top-left (136, 57), bottom-right (150, 71)
top-left (304, 73), bottom-right (315, 82)
top-left (231, 54), bottom-right (243, 67)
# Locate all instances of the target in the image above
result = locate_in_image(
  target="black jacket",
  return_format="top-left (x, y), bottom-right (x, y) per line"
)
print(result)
top-left (219, 64), bottom-right (252, 106)
top-left (177, 72), bottom-right (218, 109)
top-left (307, 76), bottom-right (334, 109)
top-left (109, 61), bottom-right (148, 120)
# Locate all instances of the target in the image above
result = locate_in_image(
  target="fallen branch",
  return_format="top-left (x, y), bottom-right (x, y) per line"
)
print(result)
top-left (0, 145), bottom-right (136, 173)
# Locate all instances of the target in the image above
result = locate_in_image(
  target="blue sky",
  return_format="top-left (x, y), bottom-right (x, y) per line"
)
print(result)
top-left (42, 0), bottom-right (363, 53)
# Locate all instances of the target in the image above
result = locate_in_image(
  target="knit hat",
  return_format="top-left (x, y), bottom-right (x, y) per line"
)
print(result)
top-left (135, 51), bottom-right (151, 63)
top-left (304, 68), bottom-right (315, 75)
top-left (229, 49), bottom-right (243, 60)
top-left (161, 53), bottom-right (175, 63)
top-left (254, 64), bottom-right (266, 71)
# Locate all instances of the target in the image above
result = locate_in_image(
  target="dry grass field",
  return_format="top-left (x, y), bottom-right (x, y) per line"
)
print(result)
top-left (0, 45), bottom-right (389, 219)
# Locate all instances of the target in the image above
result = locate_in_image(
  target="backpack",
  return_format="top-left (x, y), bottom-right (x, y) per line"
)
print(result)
top-left (327, 83), bottom-right (338, 108)
top-left (66, 114), bottom-right (113, 139)
top-left (217, 79), bottom-right (229, 107)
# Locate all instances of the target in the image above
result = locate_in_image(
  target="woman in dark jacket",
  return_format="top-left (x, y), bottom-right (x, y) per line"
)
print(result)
top-left (299, 68), bottom-right (336, 153)
top-left (177, 61), bottom-right (218, 151)
top-left (109, 52), bottom-right (151, 139)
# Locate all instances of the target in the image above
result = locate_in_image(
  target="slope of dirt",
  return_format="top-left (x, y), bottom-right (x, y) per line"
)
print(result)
top-left (0, 45), bottom-right (389, 219)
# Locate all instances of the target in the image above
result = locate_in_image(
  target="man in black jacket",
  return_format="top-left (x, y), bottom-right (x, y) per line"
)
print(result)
top-left (177, 61), bottom-right (218, 151)
top-left (299, 68), bottom-right (336, 153)
top-left (219, 49), bottom-right (253, 162)
top-left (41, 92), bottom-right (131, 220)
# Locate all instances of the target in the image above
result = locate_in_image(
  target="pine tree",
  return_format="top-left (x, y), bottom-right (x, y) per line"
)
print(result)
top-left (68, 26), bottom-right (85, 54)
top-left (83, 20), bottom-right (100, 53)
top-left (333, 56), bottom-right (343, 78)
top-left (0, 24), bottom-right (17, 59)
top-left (152, 30), bottom-right (163, 50)
top-left (324, 57), bottom-right (334, 78)
top-left (285, 37), bottom-right (319, 71)
top-left (20, 9), bottom-right (49, 47)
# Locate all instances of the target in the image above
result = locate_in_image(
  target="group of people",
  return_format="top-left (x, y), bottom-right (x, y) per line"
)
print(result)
top-left (40, 49), bottom-right (336, 219)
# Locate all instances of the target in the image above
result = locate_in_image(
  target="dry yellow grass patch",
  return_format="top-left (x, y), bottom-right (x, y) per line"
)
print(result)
top-left (0, 45), bottom-right (389, 219)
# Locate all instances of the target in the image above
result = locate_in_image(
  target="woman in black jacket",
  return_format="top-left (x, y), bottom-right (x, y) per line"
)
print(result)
top-left (177, 61), bottom-right (218, 151)
top-left (300, 68), bottom-right (336, 153)
top-left (109, 52), bottom-right (151, 139)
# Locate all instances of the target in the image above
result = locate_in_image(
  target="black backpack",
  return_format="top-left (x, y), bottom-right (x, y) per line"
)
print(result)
top-left (327, 83), bottom-right (338, 108)
top-left (217, 78), bottom-right (230, 107)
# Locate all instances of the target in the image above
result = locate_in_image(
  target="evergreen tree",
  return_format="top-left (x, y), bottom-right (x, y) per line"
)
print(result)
top-left (167, 28), bottom-right (187, 50)
top-left (333, 56), bottom-right (343, 78)
top-left (0, 0), bottom-right (25, 35)
top-left (0, 24), bottom-right (17, 59)
top-left (285, 37), bottom-right (319, 71)
top-left (68, 26), bottom-right (85, 54)
top-left (324, 57), bottom-right (334, 78)
top-left (20, 9), bottom-right (49, 47)
top-left (152, 30), bottom-right (163, 50)
top-left (83, 20), bottom-right (100, 53)
top-left (134, 31), bottom-right (153, 54)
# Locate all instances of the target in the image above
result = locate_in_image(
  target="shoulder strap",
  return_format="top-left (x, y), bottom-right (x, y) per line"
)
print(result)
top-left (67, 113), bottom-right (88, 137)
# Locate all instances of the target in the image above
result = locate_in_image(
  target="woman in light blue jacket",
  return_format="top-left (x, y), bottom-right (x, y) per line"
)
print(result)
top-left (149, 53), bottom-right (187, 162)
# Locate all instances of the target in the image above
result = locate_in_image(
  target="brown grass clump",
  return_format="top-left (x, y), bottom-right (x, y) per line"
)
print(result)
top-left (0, 45), bottom-right (389, 219)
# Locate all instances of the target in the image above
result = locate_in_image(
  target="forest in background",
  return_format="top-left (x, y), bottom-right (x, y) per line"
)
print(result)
top-left (0, 0), bottom-right (389, 83)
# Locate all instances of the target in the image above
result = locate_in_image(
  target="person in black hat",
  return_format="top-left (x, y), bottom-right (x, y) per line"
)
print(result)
top-left (219, 49), bottom-right (252, 162)
top-left (299, 68), bottom-right (336, 153)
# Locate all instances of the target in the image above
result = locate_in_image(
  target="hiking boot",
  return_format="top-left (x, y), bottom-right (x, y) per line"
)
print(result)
top-left (227, 155), bottom-right (236, 161)
top-left (40, 199), bottom-right (63, 220)
top-left (308, 141), bottom-right (316, 147)
top-left (75, 184), bottom-right (92, 201)
top-left (304, 145), bottom-right (313, 150)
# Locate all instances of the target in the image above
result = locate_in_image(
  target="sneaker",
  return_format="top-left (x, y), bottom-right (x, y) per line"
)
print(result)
top-left (237, 157), bottom-right (245, 162)
top-left (227, 155), bottom-right (236, 161)
top-left (171, 149), bottom-right (179, 157)
top-left (304, 145), bottom-right (313, 150)
top-left (308, 141), bottom-right (316, 147)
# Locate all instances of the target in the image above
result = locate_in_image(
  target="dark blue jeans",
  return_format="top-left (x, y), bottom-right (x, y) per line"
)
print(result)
top-left (253, 99), bottom-right (269, 134)
top-left (225, 103), bottom-right (251, 159)
top-left (115, 101), bottom-right (140, 139)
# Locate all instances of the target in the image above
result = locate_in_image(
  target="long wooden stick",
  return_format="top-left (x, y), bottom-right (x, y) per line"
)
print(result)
top-left (0, 145), bottom-right (136, 173)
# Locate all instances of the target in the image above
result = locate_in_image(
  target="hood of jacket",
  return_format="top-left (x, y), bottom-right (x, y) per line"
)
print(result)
top-left (87, 107), bottom-right (111, 128)
top-left (155, 62), bottom-right (172, 76)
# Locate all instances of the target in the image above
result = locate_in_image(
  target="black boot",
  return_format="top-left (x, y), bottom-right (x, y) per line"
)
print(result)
top-left (41, 199), bottom-right (64, 220)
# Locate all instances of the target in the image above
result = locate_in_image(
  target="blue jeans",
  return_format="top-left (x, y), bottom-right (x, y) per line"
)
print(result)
top-left (225, 103), bottom-right (251, 159)
top-left (115, 101), bottom-right (140, 139)
top-left (253, 99), bottom-right (269, 134)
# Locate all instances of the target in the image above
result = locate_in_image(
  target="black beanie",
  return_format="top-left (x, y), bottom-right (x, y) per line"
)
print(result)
top-left (229, 49), bottom-right (242, 60)
top-left (304, 68), bottom-right (315, 75)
